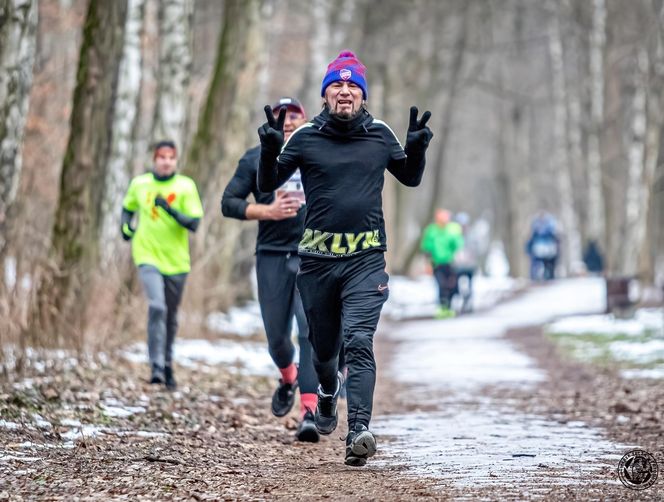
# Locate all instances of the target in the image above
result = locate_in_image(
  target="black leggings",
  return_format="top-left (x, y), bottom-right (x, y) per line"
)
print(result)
top-left (433, 263), bottom-right (456, 308)
top-left (297, 251), bottom-right (389, 429)
top-left (256, 251), bottom-right (317, 394)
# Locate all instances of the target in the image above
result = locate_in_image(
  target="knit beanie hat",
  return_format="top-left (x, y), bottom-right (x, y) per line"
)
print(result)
top-left (321, 50), bottom-right (368, 100)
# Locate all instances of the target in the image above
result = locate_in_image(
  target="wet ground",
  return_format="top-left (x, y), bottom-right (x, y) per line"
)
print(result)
top-left (1, 277), bottom-right (663, 500)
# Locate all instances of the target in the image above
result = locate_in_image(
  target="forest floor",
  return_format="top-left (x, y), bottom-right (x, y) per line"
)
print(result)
top-left (1, 281), bottom-right (663, 500)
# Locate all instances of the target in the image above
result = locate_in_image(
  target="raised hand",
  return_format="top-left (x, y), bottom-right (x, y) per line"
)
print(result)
top-left (406, 106), bottom-right (433, 151)
top-left (258, 105), bottom-right (287, 154)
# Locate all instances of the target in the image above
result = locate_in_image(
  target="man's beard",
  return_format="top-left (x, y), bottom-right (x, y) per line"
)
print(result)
top-left (328, 101), bottom-right (361, 119)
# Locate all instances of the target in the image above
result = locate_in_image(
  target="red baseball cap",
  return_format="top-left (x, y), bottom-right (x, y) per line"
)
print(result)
top-left (271, 97), bottom-right (305, 116)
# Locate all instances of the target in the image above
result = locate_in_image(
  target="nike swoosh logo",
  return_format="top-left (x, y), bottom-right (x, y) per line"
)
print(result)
top-left (377, 284), bottom-right (388, 291)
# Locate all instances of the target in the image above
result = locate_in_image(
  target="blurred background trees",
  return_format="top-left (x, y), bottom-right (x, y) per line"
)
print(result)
top-left (1, 0), bottom-right (663, 348)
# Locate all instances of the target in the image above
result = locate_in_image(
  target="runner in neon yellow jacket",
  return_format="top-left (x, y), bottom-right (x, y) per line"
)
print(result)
top-left (121, 140), bottom-right (203, 389)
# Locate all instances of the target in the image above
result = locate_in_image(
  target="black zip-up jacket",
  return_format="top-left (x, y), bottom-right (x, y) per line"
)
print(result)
top-left (221, 145), bottom-right (304, 252)
top-left (258, 107), bottom-right (426, 259)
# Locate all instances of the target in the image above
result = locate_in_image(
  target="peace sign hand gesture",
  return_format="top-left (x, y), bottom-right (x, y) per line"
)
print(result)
top-left (258, 105), bottom-right (287, 155)
top-left (405, 106), bottom-right (433, 153)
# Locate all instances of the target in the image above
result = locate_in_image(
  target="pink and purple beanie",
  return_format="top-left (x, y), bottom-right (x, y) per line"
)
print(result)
top-left (321, 50), bottom-right (368, 100)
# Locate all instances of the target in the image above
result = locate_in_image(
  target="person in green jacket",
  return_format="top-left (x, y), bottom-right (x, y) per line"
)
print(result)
top-left (420, 208), bottom-right (464, 319)
top-left (121, 140), bottom-right (204, 389)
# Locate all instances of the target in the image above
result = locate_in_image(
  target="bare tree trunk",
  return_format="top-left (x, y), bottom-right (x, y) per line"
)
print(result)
top-left (151, 0), bottom-right (192, 148)
top-left (184, 0), bottom-right (262, 312)
top-left (549, 8), bottom-right (582, 274)
top-left (586, 0), bottom-right (607, 246)
top-left (0, 0), bottom-right (38, 259)
top-left (623, 41), bottom-right (660, 279)
top-left (30, 0), bottom-right (128, 343)
top-left (300, 0), bottom-right (331, 113)
top-left (100, 0), bottom-right (145, 267)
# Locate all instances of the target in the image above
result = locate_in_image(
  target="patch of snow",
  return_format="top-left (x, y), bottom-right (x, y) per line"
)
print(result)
top-left (31, 414), bottom-right (52, 430)
top-left (0, 454), bottom-right (41, 463)
top-left (620, 368), bottom-right (664, 379)
top-left (59, 419), bottom-right (82, 427)
top-left (0, 420), bottom-right (20, 430)
top-left (123, 338), bottom-right (275, 376)
top-left (100, 404), bottom-right (146, 418)
top-left (610, 339), bottom-right (664, 364)
top-left (206, 302), bottom-right (265, 337)
top-left (546, 308), bottom-right (663, 337)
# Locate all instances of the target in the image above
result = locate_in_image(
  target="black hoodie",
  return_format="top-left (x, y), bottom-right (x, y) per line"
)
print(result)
top-left (258, 107), bottom-right (425, 259)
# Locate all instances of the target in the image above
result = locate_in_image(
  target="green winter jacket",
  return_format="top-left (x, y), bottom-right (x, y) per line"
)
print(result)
top-left (420, 222), bottom-right (464, 266)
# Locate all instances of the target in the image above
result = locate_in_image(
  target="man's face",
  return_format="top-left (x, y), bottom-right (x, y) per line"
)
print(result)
top-left (274, 107), bottom-right (306, 141)
top-left (435, 209), bottom-right (451, 226)
top-left (154, 147), bottom-right (177, 177)
top-left (324, 81), bottom-right (363, 119)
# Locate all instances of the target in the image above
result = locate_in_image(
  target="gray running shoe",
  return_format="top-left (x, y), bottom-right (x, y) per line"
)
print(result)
top-left (345, 424), bottom-right (377, 467)
top-left (314, 372), bottom-right (343, 435)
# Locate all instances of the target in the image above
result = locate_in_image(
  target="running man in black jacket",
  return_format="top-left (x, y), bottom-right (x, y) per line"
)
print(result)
top-left (258, 51), bottom-right (433, 466)
top-left (222, 98), bottom-right (320, 442)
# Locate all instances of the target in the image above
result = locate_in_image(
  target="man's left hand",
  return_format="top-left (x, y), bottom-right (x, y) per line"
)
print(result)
top-left (406, 106), bottom-right (433, 152)
top-left (154, 195), bottom-right (170, 211)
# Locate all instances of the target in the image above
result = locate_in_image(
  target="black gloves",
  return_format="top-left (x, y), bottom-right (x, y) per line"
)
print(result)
top-left (121, 208), bottom-right (135, 241)
top-left (154, 195), bottom-right (170, 211)
top-left (257, 105), bottom-right (286, 157)
top-left (154, 196), bottom-right (200, 232)
top-left (405, 106), bottom-right (433, 155)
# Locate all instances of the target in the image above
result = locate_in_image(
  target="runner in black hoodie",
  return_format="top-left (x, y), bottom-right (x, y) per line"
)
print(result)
top-left (222, 98), bottom-right (320, 442)
top-left (257, 51), bottom-right (433, 466)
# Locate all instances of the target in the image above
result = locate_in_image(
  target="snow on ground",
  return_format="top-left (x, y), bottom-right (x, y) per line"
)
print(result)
top-left (377, 278), bottom-right (629, 488)
top-left (206, 302), bottom-right (265, 337)
top-left (545, 307), bottom-right (664, 378)
top-left (123, 338), bottom-right (275, 377)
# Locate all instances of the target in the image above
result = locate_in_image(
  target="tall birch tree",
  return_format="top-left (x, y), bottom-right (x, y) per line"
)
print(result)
top-left (151, 0), bottom-right (193, 148)
top-left (548, 6), bottom-right (582, 273)
top-left (0, 0), bottom-right (38, 260)
top-left (586, 0), bottom-right (607, 247)
top-left (100, 0), bottom-right (145, 267)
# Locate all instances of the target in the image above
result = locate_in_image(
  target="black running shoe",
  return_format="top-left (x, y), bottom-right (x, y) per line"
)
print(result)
top-left (150, 364), bottom-right (165, 385)
top-left (271, 379), bottom-right (298, 417)
top-left (345, 424), bottom-right (377, 467)
top-left (164, 366), bottom-right (177, 390)
top-left (314, 372), bottom-right (343, 435)
top-left (295, 410), bottom-right (320, 443)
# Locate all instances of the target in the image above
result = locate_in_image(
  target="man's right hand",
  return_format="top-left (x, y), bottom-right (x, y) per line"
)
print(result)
top-left (266, 191), bottom-right (300, 220)
top-left (257, 105), bottom-right (286, 154)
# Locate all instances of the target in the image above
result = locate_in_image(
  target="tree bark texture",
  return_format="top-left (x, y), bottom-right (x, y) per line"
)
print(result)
top-left (548, 8), bottom-right (582, 274)
top-left (100, 0), bottom-right (144, 267)
top-left (151, 0), bottom-right (192, 148)
top-left (32, 0), bottom-right (128, 342)
top-left (586, 0), bottom-right (606, 246)
top-left (0, 0), bottom-right (38, 259)
top-left (184, 0), bottom-right (261, 311)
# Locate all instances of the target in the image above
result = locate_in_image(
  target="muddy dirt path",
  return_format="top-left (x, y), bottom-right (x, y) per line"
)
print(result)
top-left (1, 278), bottom-right (662, 500)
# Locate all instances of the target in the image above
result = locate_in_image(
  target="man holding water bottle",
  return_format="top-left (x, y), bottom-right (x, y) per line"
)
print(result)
top-left (221, 97), bottom-right (320, 442)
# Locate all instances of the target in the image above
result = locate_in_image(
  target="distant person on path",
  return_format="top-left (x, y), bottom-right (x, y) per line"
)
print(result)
top-left (420, 208), bottom-right (464, 319)
top-left (257, 51), bottom-right (433, 466)
top-left (222, 97), bottom-right (321, 443)
top-left (121, 140), bottom-right (203, 390)
top-left (525, 211), bottom-right (560, 281)
top-left (582, 240), bottom-right (604, 275)
top-left (451, 211), bottom-right (478, 313)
